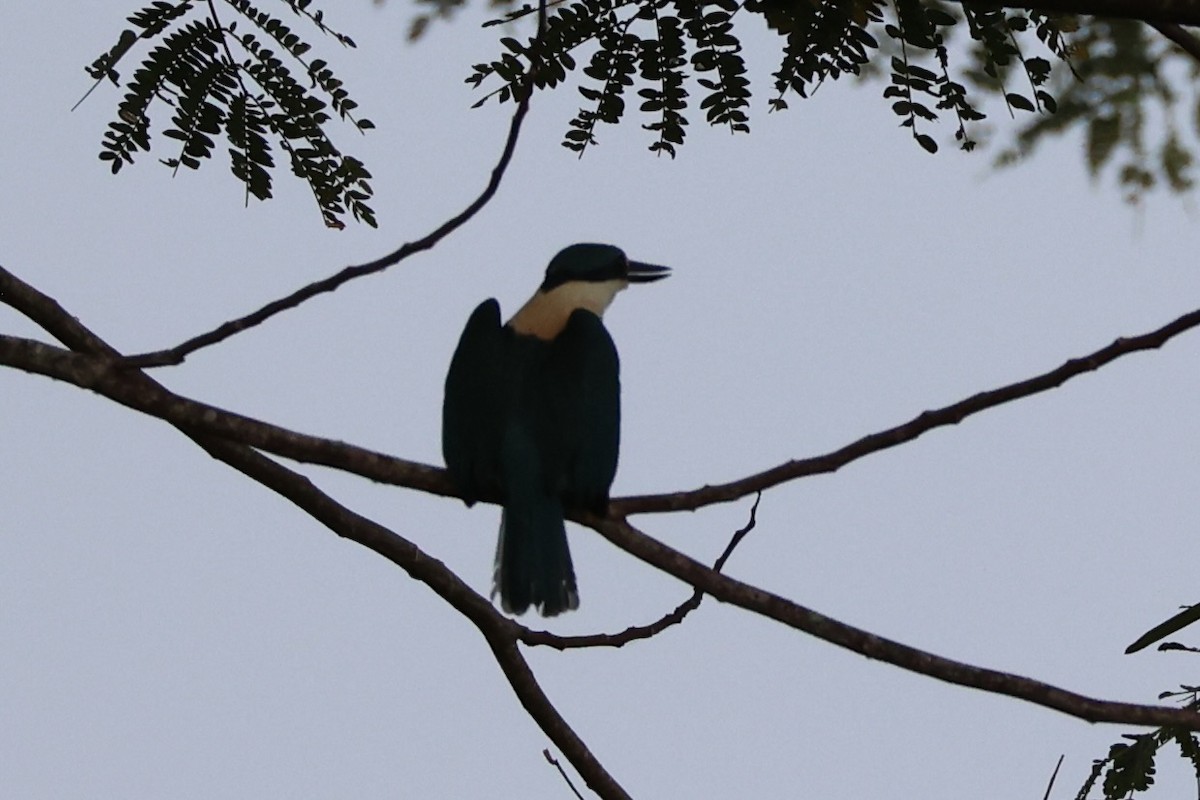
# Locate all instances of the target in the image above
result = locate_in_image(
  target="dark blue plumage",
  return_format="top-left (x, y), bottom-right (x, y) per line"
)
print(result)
top-left (442, 243), bottom-right (668, 616)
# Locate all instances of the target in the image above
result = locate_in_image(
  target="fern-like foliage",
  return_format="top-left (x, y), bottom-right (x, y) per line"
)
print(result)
top-left (84, 0), bottom-right (375, 228)
top-left (1074, 686), bottom-right (1200, 800)
top-left (465, 0), bottom-right (1070, 158)
top-left (766, 0), bottom-right (880, 111)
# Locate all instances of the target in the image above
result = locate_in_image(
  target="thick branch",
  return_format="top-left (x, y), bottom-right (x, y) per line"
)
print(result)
top-left (0, 263), bottom-right (631, 800)
top-left (7, 264), bottom-right (1200, 524)
top-left (188, 435), bottom-right (632, 800)
top-left (0, 270), bottom-right (451, 500)
top-left (5, 265), bottom-right (1200, 730)
top-left (1151, 20), bottom-right (1200, 60)
top-left (967, 0), bottom-right (1200, 25)
top-left (2, 333), bottom-right (447, 491)
top-left (592, 515), bottom-right (1200, 729)
top-left (484, 636), bottom-right (632, 800)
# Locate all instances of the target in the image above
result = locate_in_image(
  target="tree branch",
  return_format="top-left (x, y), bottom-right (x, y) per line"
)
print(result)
top-left (120, 70), bottom-right (535, 369)
top-left (99, 0), bottom-right (1200, 371)
top-left (612, 307), bottom-right (1200, 515)
top-left (6, 263), bottom-right (1200, 731)
top-left (0, 329), bottom-right (451, 498)
top-left (963, 0), bottom-right (1200, 26)
top-left (520, 494), bottom-right (760, 650)
top-left (1150, 20), bottom-right (1200, 62)
top-left (7, 263), bottom-right (1200, 527)
top-left (11, 321), bottom-right (1200, 731)
top-left (0, 260), bottom-right (632, 800)
top-left (591, 515), bottom-right (1200, 729)
top-left (188, 434), bottom-right (633, 800)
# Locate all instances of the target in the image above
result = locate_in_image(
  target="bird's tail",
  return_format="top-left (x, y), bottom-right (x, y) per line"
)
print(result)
top-left (493, 492), bottom-right (579, 617)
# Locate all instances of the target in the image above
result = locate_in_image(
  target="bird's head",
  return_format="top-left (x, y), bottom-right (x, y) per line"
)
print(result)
top-left (540, 243), bottom-right (671, 293)
top-left (509, 243), bottom-right (670, 339)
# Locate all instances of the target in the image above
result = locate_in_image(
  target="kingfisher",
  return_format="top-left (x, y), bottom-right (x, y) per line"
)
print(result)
top-left (442, 243), bottom-right (670, 616)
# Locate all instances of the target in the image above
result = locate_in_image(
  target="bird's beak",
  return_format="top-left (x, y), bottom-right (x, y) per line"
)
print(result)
top-left (627, 260), bottom-right (671, 283)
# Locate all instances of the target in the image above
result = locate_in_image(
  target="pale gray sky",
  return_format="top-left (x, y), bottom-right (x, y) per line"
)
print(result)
top-left (4, 3), bottom-right (1200, 798)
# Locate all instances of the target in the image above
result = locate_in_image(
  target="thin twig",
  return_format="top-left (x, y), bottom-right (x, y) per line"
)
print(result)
top-left (120, 65), bottom-right (537, 368)
top-left (1042, 754), bottom-right (1064, 800)
top-left (544, 750), bottom-right (587, 800)
top-left (521, 493), bottom-right (760, 649)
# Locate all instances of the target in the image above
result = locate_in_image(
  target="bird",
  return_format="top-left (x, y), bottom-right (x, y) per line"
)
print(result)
top-left (442, 243), bottom-right (670, 616)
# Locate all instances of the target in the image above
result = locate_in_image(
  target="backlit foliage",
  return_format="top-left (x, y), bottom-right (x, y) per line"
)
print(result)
top-left (84, 0), bottom-right (375, 228)
top-left (1075, 684), bottom-right (1200, 799)
top-left (464, 0), bottom-right (1071, 158)
top-left (91, 1), bottom-right (1200, 223)
top-left (454, 0), bottom-right (1198, 202)
top-left (995, 18), bottom-right (1200, 204)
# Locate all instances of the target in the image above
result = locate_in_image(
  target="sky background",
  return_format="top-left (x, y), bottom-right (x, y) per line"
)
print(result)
top-left (4, 3), bottom-right (1200, 798)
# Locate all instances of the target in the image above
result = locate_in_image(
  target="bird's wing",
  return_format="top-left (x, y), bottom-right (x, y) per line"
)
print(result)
top-left (442, 299), bottom-right (506, 505)
top-left (540, 308), bottom-right (620, 514)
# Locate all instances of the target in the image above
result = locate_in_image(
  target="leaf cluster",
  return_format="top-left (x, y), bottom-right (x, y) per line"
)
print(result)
top-left (1074, 686), bottom-right (1200, 800)
top-left (465, 0), bottom-right (1072, 156)
top-left (995, 18), bottom-right (1199, 204)
top-left (84, 0), bottom-right (375, 228)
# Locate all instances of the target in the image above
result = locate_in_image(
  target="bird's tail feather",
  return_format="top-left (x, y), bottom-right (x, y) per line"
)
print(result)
top-left (494, 495), bottom-right (579, 617)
